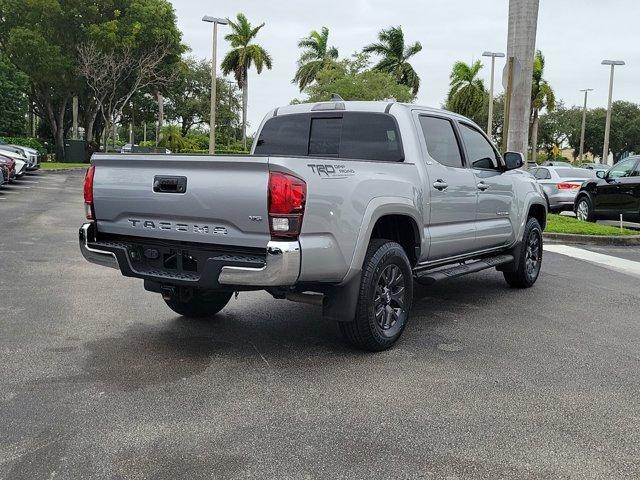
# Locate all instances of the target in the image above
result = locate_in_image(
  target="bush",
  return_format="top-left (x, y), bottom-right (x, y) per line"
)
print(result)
top-left (0, 136), bottom-right (46, 155)
top-left (184, 133), bottom-right (209, 151)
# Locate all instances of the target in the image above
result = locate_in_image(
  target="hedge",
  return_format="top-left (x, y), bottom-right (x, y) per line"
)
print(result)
top-left (0, 136), bottom-right (47, 155)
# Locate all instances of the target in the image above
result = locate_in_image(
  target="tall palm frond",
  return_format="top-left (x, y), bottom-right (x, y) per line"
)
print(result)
top-left (363, 26), bottom-right (422, 94)
top-left (292, 27), bottom-right (339, 91)
top-left (446, 60), bottom-right (486, 119)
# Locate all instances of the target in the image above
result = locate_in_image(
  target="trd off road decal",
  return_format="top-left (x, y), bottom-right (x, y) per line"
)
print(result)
top-left (307, 164), bottom-right (355, 179)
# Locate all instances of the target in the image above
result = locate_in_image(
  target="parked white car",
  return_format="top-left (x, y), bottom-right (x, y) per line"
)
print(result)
top-left (0, 149), bottom-right (27, 177)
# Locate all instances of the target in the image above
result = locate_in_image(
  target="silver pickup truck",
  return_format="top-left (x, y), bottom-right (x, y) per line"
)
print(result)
top-left (79, 101), bottom-right (547, 351)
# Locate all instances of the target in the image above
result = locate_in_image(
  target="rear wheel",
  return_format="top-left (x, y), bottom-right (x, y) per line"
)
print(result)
top-left (576, 196), bottom-right (595, 222)
top-left (164, 290), bottom-right (232, 319)
top-left (339, 239), bottom-right (413, 352)
top-left (503, 217), bottom-right (543, 288)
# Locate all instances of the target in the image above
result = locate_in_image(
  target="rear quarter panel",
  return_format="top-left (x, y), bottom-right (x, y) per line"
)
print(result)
top-left (268, 156), bottom-right (423, 283)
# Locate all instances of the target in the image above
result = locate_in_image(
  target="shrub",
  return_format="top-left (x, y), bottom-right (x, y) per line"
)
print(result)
top-left (0, 136), bottom-right (46, 155)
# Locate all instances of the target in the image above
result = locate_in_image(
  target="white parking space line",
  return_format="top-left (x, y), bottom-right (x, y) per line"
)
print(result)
top-left (545, 244), bottom-right (640, 279)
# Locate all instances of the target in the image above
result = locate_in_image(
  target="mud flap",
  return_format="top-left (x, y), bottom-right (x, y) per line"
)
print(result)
top-left (322, 272), bottom-right (362, 323)
top-left (496, 241), bottom-right (523, 273)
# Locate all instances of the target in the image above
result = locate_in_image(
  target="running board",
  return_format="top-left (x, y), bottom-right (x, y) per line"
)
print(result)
top-left (414, 254), bottom-right (514, 285)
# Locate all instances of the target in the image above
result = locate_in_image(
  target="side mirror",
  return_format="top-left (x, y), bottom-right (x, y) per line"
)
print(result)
top-left (503, 151), bottom-right (524, 171)
top-left (596, 170), bottom-right (606, 179)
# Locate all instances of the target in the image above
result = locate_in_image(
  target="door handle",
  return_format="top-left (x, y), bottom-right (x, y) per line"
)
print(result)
top-left (477, 181), bottom-right (489, 191)
top-left (433, 179), bottom-right (448, 191)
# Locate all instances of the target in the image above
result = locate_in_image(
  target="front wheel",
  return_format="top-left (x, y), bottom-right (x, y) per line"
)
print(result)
top-left (339, 239), bottom-right (414, 352)
top-left (164, 290), bottom-right (232, 319)
top-left (503, 217), bottom-right (543, 288)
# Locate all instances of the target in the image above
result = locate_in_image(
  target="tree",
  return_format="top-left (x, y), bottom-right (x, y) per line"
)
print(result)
top-left (292, 27), bottom-right (338, 92)
top-left (445, 60), bottom-right (487, 120)
top-left (299, 54), bottom-right (415, 103)
top-left (363, 26), bottom-right (422, 95)
top-left (529, 50), bottom-right (555, 159)
top-left (163, 58), bottom-right (242, 139)
top-left (221, 13), bottom-right (273, 149)
top-left (550, 101), bottom-right (640, 162)
top-left (0, 0), bottom-right (183, 159)
top-left (165, 57), bottom-right (211, 136)
top-left (78, 41), bottom-right (175, 150)
top-left (0, 54), bottom-right (28, 135)
top-left (537, 103), bottom-right (581, 157)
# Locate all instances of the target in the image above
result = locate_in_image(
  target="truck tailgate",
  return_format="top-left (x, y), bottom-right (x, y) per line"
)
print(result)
top-left (92, 154), bottom-right (270, 249)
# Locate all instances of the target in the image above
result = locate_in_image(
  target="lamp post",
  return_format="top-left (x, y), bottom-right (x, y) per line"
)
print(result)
top-left (202, 15), bottom-right (229, 155)
top-left (578, 88), bottom-right (593, 163)
top-left (482, 51), bottom-right (505, 137)
top-left (601, 60), bottom-right (625, 164)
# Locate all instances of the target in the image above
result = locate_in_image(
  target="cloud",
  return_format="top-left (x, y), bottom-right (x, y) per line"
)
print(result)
top-left (171, 0), bottom-right (639, 134)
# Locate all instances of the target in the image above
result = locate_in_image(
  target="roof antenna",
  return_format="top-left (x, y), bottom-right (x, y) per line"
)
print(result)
top-left (330, 93), bottom-right (344, 101)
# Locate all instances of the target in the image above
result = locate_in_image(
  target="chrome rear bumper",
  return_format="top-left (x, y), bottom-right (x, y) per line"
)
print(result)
top-left (218, 241), bottom-right (300, 286)
top-left (79, 223), bottom-right (119, 269)
top-left (79, 222), bottom-right (301, 287)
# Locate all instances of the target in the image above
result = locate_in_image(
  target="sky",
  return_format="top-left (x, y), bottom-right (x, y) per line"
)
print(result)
top-left (169, 0), bottom-right (639, 135)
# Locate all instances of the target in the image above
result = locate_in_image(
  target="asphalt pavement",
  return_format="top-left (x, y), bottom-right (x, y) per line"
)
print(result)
top-left (1, 170), bottom-right (639, 479)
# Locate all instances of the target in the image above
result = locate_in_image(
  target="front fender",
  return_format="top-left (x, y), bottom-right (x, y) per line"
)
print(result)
top-left (341, 196), bottom-right (424, 283)
top-left (514, 191), bottom-right (547, 243)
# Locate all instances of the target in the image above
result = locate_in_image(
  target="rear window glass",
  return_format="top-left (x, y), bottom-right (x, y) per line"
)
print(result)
top-left (254, 115), bottom-right (309, 156)
top-left (309, 117), bottom-right (341, 157)
top-left (254, 112), bottom-right (403, 162)
top-left (555, 168), bottom-right (593, 178)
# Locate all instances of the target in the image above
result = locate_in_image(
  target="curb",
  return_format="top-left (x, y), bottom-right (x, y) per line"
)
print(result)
top-left (41, 167), bottom-right (88, 173)
top-left (544, 232), bottom-right (640, 246)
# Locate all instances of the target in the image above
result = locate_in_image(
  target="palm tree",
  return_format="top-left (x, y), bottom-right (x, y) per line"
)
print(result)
top-left (292, 27), bottom-right (339, 92)
top-left (445, 60), bottom-right (486, 119)
top-left (221, 13), bottom-right (273, 149)
top-left (363, 26), bottom-right (422, 95)
top-left (529, 50), bottom-right (555, 160)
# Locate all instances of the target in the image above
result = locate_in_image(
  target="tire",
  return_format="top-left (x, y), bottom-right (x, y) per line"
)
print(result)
top-left (503, 217), bottom-right (543, 288)
top-left (575, 196), bottom-right (596, 222)
top-left (164, 290), bottom-right (232, 319)
top-left (339, 239), bottom-right (414, 352)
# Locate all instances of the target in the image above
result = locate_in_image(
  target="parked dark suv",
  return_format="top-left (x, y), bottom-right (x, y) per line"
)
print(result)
top-left (574, 155), bottom-right (640, 222)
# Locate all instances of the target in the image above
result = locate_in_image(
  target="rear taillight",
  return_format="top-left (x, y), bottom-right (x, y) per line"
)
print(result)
top-left (83, 165), bottom-right (95, 220)
top-left (268, 171), bottom-right (306, 239)
top-left (557, 182), bottom-right (580, 190)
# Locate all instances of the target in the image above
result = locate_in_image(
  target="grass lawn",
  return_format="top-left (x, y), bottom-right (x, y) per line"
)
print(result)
top-left (546, 214), bottom-right (638, 236)
top-left (40, 162), bottom-right (88, 170)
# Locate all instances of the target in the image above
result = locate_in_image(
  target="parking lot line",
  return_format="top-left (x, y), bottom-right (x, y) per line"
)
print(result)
top-left (545, 244), bottom-right (640, 279)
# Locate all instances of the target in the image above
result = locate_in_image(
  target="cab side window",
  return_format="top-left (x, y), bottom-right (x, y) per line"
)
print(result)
top-left (630, 159), bottom-right (640, 177)
top-left (533, 168), bottom-right (551, 180)
top-left (459, 123), bottom-right (500, 170)
top-left (608, 158), bottom-right (636, 179)
top-left (419, 116), bottom-right (463, 168)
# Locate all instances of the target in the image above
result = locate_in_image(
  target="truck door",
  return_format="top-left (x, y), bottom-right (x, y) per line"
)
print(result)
top-left (457, 122), bottom-right (515, 250)
top-left (417, 115), bottom-right (477, 260)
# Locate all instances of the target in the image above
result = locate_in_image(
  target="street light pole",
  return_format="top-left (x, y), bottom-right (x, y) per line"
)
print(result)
top-left (482, 51), bottom-right (505, 137)
top-left (203, 16), bottom-right (229, 155)
top-left (601, 60), bottom-right (625, 164)
top-left (578, 88), bottom-right (593, 163)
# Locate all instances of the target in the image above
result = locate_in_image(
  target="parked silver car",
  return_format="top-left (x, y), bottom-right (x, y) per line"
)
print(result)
top-left (530, 166), bottom-right (596, 213)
